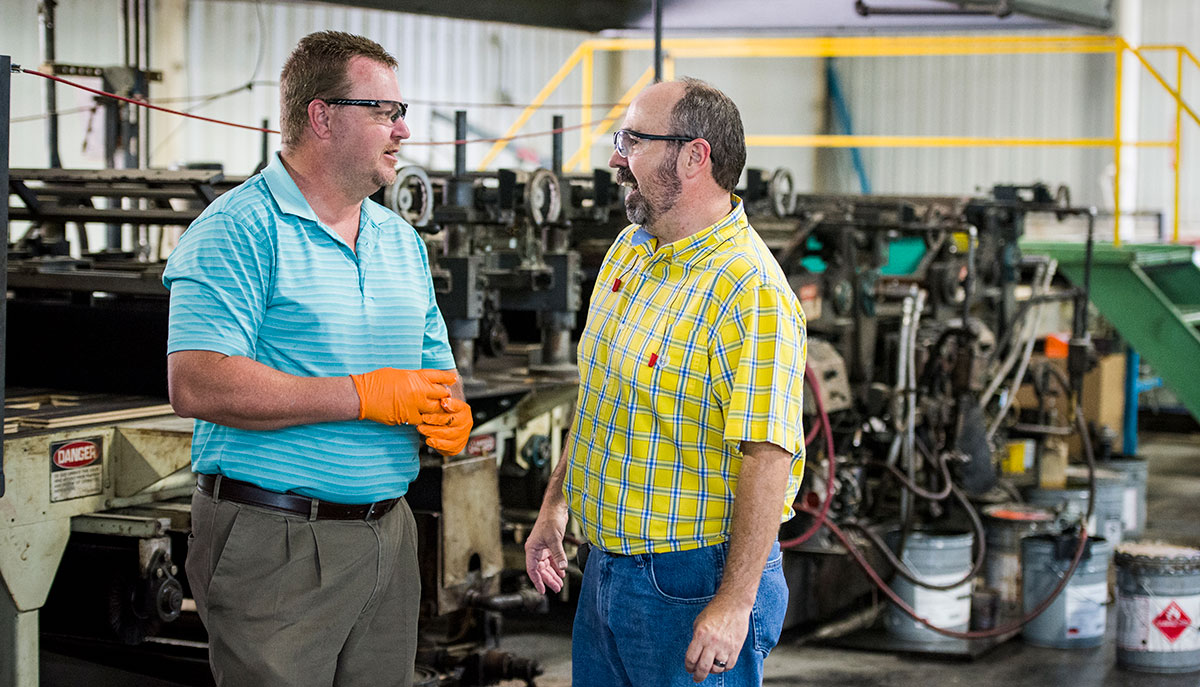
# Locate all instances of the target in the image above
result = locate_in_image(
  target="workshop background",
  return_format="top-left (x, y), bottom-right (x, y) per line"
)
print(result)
top-left (4, 1), bottom-right (1200, 686)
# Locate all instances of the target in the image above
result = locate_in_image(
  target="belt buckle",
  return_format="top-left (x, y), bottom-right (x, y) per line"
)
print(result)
top-left (364, 501), bottom-right (378, 521)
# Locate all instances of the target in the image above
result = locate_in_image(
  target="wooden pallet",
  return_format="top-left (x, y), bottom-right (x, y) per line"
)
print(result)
top-left (5, 394), bottom-right (174, 431)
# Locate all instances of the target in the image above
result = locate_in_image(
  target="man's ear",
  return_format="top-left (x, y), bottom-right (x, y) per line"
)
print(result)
top-left (308, 99), bottom-right (333, 140)
top-left (681, 138), bottom-right (712, 180)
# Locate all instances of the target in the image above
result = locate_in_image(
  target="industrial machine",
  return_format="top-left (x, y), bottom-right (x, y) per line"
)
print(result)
top-left (5, 93), bottom-right (1108, 681)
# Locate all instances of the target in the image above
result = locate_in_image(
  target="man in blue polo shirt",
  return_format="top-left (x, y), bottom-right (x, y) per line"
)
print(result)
top-left (163, 31), bottom-right (471, 687)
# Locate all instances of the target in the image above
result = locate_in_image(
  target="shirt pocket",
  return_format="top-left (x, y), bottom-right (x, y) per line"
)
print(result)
top-left (634, 338), bottom-right (708, 429)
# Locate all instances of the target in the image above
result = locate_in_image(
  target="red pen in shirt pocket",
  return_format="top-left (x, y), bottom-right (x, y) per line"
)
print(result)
top-left (647, 352), bottom-right (659, 368)
top-left (612, 277), bottom-right (622, 292)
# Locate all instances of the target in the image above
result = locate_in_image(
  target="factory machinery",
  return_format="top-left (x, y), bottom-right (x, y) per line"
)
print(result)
top-left (5, 109), bottom-right (1112, 683)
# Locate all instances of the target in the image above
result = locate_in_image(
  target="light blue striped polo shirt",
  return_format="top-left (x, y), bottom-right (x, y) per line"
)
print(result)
top-left (163, 152), bottom-right (454, 503)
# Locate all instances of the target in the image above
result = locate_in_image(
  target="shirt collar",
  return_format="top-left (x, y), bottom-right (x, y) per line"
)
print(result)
top-left (627, 194), bottom-right (747, 266)
top-left (262, 152), bottom-right (318, 222)
top-left (261, 152), bottom-right (391, 233)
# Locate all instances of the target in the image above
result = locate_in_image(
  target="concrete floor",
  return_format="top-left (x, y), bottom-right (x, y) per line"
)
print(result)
top-left (38, 432), bottom-right (1199, 686)
top-left (497, 432), bottom-right (1200, 687)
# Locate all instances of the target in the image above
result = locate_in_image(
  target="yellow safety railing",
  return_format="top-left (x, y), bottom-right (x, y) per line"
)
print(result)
top-left (479, 35), bottom-right (1200, 243)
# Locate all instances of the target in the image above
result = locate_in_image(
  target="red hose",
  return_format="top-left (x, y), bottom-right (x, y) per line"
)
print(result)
top-left (779, 365), bottom-right (836, 548)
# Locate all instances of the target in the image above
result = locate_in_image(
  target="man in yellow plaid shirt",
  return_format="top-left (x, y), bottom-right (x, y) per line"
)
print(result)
top-left (525, 77), bottom-right (807, 686)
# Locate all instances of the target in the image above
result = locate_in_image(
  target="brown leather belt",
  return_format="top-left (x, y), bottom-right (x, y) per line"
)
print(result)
top-left (196, 473), bottom-right (400, 521)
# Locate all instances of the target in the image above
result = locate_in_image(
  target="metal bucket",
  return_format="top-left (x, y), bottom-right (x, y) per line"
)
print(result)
top-left (1102, 458), bottom-right (1149, 539)
top-left (982, 503), bottom-right (1059, 615)
top-left (1021, 534), bottom-right (1112, 649)
top-left (1027, 469), bottom-right (1125, 545)
top-left (884, 530), bottom-right (974, 643)
top-left (1115, 541), bottom-right (1200, 673)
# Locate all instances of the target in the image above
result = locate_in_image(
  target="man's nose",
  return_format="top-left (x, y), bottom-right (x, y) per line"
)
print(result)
top-left (393, 117), bottom-right (411, 140)
top-left (608, 148), bottom-right (625, 169)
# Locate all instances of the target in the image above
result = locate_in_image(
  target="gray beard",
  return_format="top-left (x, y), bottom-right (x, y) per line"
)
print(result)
top-left (624, 158), bottom-right (681, 226)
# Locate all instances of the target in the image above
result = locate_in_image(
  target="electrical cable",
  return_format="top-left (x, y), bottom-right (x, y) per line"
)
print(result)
top-left (20, 68), bottom-right (276, 134)
top-left (148, 0), bottom-right (270, 164)
top-left (408, 97), bottom-right (625, 109)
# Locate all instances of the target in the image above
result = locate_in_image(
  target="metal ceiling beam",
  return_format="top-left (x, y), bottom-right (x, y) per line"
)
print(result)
top-left (315, 0), bottom-right (644, 32)
top-left (293, 0), bottom-right (1110, 32)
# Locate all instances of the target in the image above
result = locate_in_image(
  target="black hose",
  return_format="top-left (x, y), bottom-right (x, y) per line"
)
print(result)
top-left (884, 442), bottom-right (952, 501)
top-left (845, 481), bottom-right (987, 592)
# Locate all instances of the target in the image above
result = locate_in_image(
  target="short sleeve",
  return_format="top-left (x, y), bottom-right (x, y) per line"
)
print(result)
top-left (162, 212), bottom-right (274, 358)
top-left (711, 284), bottom-right (807, 456)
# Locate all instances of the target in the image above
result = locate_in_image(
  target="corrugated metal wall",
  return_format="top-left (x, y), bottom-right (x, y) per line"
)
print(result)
top-left (833, 14), bottom-right (1200, 239)
top-left (601, 53), bottom-right (824, 190)
top-left (179, 1), bottom-right (587, 175)
top-left (4, 2), bottom-right (1197, 236)
top-left (6, 0), bottom-right (125, 169)
top-left (1136, 0), bottom-right (1200, 239)
top-left (832, 34), bottom-right (1113, 202)
top-left (4, 0), bottom-right (588, 175)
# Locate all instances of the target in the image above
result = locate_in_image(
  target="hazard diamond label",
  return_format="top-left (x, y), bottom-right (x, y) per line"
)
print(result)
top-left (1153, 601), bottom-right (1192, 643)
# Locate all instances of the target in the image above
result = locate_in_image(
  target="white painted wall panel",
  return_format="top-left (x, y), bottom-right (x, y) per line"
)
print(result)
top-left (1135, 0), bottom-right (1200, 239)
top-left (4, 0), bottom-right (587, 176)
top-left (833, 34), bottom-right (1113, 204)
top-left (6, 0), bottom-right (125, 169)
top-left (177, 0), bottom-right (587, 175)
top-left (3, 2), bottom-right (1195, 236)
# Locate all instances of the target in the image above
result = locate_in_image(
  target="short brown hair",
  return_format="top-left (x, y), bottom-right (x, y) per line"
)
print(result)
top-left (669, 77), bottom-right (746, 192)
top-left (279, 31), bottom-right (398, 147)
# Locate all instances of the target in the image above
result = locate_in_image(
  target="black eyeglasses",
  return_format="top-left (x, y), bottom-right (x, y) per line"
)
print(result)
top-left (322, 98), bottom-right (408, 123)
top-left (613, 129), bottom-right (695, 158)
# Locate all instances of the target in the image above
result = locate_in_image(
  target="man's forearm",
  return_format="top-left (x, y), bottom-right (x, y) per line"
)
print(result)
top-left (716, 441), bottom-right (794, 607)
top-left (540, 432), bottom-right (573, 516)
top-left (168, 351), bottom-right (360, 430)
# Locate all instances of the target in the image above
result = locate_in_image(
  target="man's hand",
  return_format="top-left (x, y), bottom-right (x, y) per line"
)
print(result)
top-left (683, 594), bottom-right (751, 683)
top-left (350, 368), bottom-right (456, 426)
top-left (417, 397), bottom-right (473, 456)
top-left (524, 506), bottom-right (569, 594)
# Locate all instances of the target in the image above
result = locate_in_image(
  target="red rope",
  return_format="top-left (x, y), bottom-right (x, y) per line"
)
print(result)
top-left (19, 68), bottom-right (616, 147)
top-left (21, 68), bottom-right (278, 134)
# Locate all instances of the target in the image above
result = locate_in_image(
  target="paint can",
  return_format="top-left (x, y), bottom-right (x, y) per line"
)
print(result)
top-left (1021, 533), bottom-right (1112, 648)
top-left (1101, 458), bottom-right (1149, 539)
top-left (1027, 468), bottom-right (1125, 546)
top-left (884, 530), bottom-right (974, 643)
top-left (982, 503), bottom-right (1059, 615)
top-left (1115, 541), bottom-right (1200, 673)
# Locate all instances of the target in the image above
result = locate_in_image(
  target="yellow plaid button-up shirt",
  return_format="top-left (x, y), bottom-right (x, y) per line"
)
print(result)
top-left (564, 197), bottom-right (807, 555)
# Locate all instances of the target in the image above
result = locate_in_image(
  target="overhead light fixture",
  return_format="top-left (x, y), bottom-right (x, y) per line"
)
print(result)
top-left (854, 0), bottom-right (1013, 18)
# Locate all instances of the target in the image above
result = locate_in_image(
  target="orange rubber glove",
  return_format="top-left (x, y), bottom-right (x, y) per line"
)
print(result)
top-left (350, 368), bottom-right (457, 426)
top-left (418, 397), bottom-right (474, 456)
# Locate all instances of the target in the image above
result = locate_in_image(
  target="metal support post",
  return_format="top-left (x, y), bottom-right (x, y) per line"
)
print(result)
top-left (1124, 348), bottom-right (1139, 456)
top-left (38, 1), bottom-right (61, 168)
top-left (2, 54), bottom-right (11, 499)
top-left (653, 0), bottom-right (663, 83)
top-left (552, 115), bottom-right (564, 176)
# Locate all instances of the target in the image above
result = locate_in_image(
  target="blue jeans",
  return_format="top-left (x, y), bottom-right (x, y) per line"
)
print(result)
top-left (572, 541), bottom-right (787, 687)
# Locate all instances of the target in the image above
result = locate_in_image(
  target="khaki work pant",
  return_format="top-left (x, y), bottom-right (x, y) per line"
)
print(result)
top-left (186, 489), bottom-right (421, 687)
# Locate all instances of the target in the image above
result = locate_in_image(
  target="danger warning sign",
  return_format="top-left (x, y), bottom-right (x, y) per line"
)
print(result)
top-left (1154, 601), bottom-right (1192, 643)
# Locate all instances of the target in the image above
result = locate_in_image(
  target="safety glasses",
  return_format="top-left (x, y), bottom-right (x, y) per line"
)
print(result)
top-left (322, 98), bottom-right (408, 123)
top-left (612, 128), bottom-right (695, 158)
